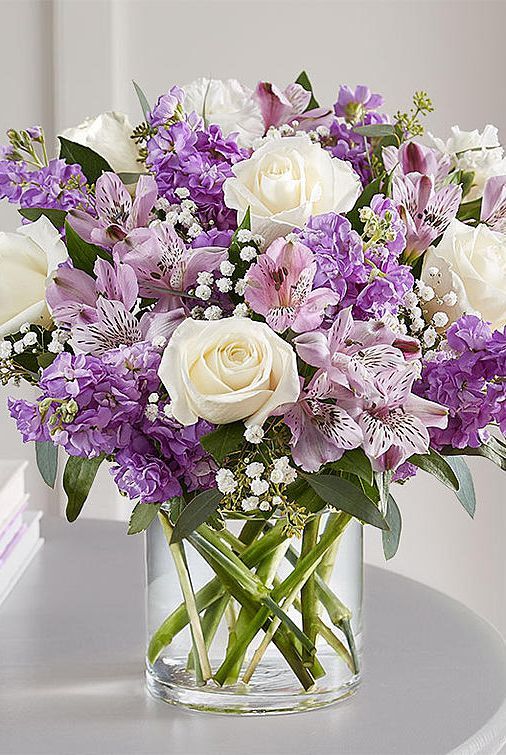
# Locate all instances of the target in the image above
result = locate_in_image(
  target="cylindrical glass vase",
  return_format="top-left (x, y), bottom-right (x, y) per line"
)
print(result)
top-left (145, 511), bottom-right (363, 715)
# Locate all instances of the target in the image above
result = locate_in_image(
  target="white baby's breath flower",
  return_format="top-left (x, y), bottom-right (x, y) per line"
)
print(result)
top-left (13, 341), bottom-right (25, 354)
top-left (216, 277), bottom-right (233, 293)
top-left (233, 303), bottom-right (249, 318)
top-left (174, 187), bottom-right (190, 199)
top-left (442, 291), bottom-right (458, 306)
top-left (242, 496), bottom-right (259, 511)
top-left (237, 229), bottom-right (253, 243)
top-left (245, 462), bottom-right (264, 478)
top-left (272, 495), bottom-right (283, 507)
top-left (216, 468), bottom-right (237, 494)
top-left (163, 403), bottom-right (174, 419)
top-left (48, 340), bottom-right (64, 354)
top-left (270, 468), bottom-right (285, 484)
top-left (244, 425), bottom-right (265, 444)
top-left (220, 260), bottom-right (235, 277)
top-left (239, 245), bottom-right (257, 262)
top-left (0, 341), bottom-right (12, 359)
top-left (259, 501), bottom-right (271, 511)
top-left (196, 272), bottom-right (214, 286)
top-left (403, 291), bottom-right (418, 308)
top-left (423, 327), bottom-right (438, 347)
top-left (22, 332), bottom-right (37, 346)
top-left (250, 478), bottom-right (269, 496)
top-left (148, 392), bottom-right (159, 404)
top-left (204, 305), bottom-right (222, 320)
top-left (195, 284), bottom-right (212, 301)
top-left (282, 466), bottom-right (297, 484)
top-left (432, 311), bottom-right (449, 328)
top-left (144, 405), bottom-right (158, 422)
top-left (234, 279), bottom-right (247, 296)
top-left (152, 335), bottom-right (167, 349)
top-left (19, 322), bottom-right (31, 334)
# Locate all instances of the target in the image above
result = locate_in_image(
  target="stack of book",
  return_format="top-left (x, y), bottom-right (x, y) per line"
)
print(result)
top-left (0, 460), bottom-right (43, 607)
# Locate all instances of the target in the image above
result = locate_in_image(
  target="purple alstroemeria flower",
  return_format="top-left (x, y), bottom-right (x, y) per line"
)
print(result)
top-left (69, 172), bottom-right (157, 247)
top-left (392, 173), bottom-right (462, 261)
top-left (278, 373), bottom-right (363, 473)
top-left (480, 175), bottom-right (506, 233)
top-left (383, 141), bottom-right (452, 186)
top-left (244, 238), bottom-right (340, 333)
top-left (254, 81), bottom-right (332, 132)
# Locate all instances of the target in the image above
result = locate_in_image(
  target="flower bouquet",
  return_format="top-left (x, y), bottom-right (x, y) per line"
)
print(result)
top-left (1, 73), bottom-right (505, 714)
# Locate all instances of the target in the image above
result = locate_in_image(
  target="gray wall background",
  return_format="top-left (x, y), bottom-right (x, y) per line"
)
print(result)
top-left (0, 0), bottom-right (504, 634)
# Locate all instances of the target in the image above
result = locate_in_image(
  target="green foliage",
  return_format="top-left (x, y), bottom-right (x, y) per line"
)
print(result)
top-left (331, 449), bottom-right (373, 484)
top-left (35, 441), bottom-right (58, 488)
top-left (64, 220), bottom-right (111, 275)
top-left (410, 449), bottom-right (459, 490)
top-left (457, 197), bottom-right (482, 223)
top-left (347, 177), bottom-right (382, 232)
top-left (133, 80), bottom-right (151, 120)
top-left (127, 502), bottom-right (161, 534)
top-left (304, 474), bottom-right (388, 529)
top-left (171, 489), bottom-right (223, 543)
top-left (58, 136), bottom-right (112, 185)
top-left (18, 207), bottom-right (67, 228)
top-left (441, 437), bottom-right (506, 471)
top-left (200, 422), bottom-right (245, 463)
top-left (445, 457), bottom-right (476, 517)
top-left (285, 477), bottom-right (326, 514)
top-left (354, 124), bottom-right (396, 138)
top-left (294, 70), bottom-right (319, 110)
top-left (382, 494), bottom-right (402, 560)
top-left (63, 455), bottom-right (104, 522)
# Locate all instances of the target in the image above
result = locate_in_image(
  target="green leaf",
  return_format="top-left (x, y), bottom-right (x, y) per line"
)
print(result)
top-left (445, 456), bottom-right (476, 518)
top-left (382, 494), bottom-right (402, 560)
top-left (37, 352), bottom-right (57, 369)
top-left (63, 455), bottom-right (104, 522)
top-left (457, 196), bottom-right (482, 223)
top-left (117, 172), bottom-right (145, 184)
top-left (200, 422), bottom-right (245, 463)
top-left (285, 477), bottom-right (326, 514)
top-left (410, 449), bottom-right (459, 490)
top-left (353, 123), bottom-right (396, 138)
top-left (331, 449), bottom-right (373, 484)
top-left (133, 80), bottom-right (151, 120)
top-left (171, 489), bottom-right (223, 543)
top-left (441, 438), bottom-right (506, 471)
top-left (127, 502), bottom-right (161, 534)
top-left (64, 220), bottom-right (111, 275)
top-left (58, 136), bottom-right (112, 185)
top-left (347, 176), bottom-right (382, 231)
top-left (304, 474), bottom-right (388, 529)
top-left (35, 441), bottom-right (58, 488)
top-left (295, 70), bottom-right (319, 110)
top-left (19, 207), bottom-right (67, 228)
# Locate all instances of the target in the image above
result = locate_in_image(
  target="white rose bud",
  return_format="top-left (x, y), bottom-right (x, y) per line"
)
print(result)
top-left (158, 317), bottom-right (300, 426)
top-left (224, 134), bottom-right (361, 244)
top-left (421, 219), bottom-right (506, 332)
top-left (60, 112), bottom-right (141, 174)
top-left (0, 217), bottom-right (68, 338)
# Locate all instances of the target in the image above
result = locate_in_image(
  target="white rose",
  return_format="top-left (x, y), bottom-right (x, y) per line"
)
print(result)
top-left (224, 135), bottom-right (361, 243)
top-left (60, 112), bottom-right (141, 174)
top-left (183, 78), bottom-right (264, 148)
top-left (158, 317), bottom-right (300, 426)
top-left (421, 219), bottom-right (506, 331)
top-left (429, 125), bottom-right (506, 201)
top-left (0, 216), bottom-right (68, 338)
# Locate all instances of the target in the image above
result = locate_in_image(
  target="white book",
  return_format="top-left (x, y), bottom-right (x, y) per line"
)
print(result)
top-left (0, 460), bottom-right (28, 531)
top-left (0, 510), bottom-right (44, 608)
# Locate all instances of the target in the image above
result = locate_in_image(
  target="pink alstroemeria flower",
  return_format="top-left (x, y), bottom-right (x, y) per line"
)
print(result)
top-left (480, 175), bottom-right (506, 233)
top-left (280, 373), bottom-right (363, 472)
top-left (392, 173), bottom-right (462, 262)
top-left (353, 367), bottom-right (448, 471)
top-left (69, 172), bottom-right (158, 247)
top-left (254, 81), bottom-right (332, 132)
top-left (245, 238), bottom-right (340, 333)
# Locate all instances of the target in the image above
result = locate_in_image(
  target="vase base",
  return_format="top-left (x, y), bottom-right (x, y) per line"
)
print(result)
top-left (146, 657), bottom-right (361, 715)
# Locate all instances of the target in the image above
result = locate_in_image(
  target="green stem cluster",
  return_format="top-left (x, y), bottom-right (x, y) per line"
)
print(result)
top-left (151, 511), bottom-right (359, 692)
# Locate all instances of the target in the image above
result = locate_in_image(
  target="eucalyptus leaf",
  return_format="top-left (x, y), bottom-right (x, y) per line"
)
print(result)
top-left (354, 123), bottom-right (396, 138)
top-left (63, 455), bottom-right (104, 522)
top-left (445, 456), bottom-right (476, 518)
top-left (410, 449), bottom-right (459, 490)
top-left (35, 441), bottom-right (58, 489)
top-left (295, 70), bottom-right (319, 110)
top-left (382, 494), bottom-right (402, 560)
top-left (19, 207), bottom-right (67, 228)
top-left (64, 220), bottom-right (111, 275)
top-left (171, 489), bottom-right (223, 543)
top-left (133, 80), bottom-right (151, 120)
top-left (128, 502), bottom-right (161, 534)
top-left (304, 474), bottom-right (388, 530)
top-left (441, 439), bottom-right (506, 471)
top-left (200, 422), bottom-right (245, 463)
top-left (58, 136), bottom-right (112, 185)
top-left (285, 477), bottom-right (326, 514)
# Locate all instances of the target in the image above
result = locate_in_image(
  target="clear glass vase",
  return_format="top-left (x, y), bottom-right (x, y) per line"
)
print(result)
top-left (145, 511), bottom-right (363, 715)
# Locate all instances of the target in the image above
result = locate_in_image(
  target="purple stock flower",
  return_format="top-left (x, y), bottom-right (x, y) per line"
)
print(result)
top-left (334, 85), bottom-right (384, 124)
top-left (0, 158), bottom-right (93, 213)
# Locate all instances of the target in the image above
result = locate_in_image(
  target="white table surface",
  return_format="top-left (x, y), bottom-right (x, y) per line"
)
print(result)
top-left (0, 516), bottom-right (505, 755)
